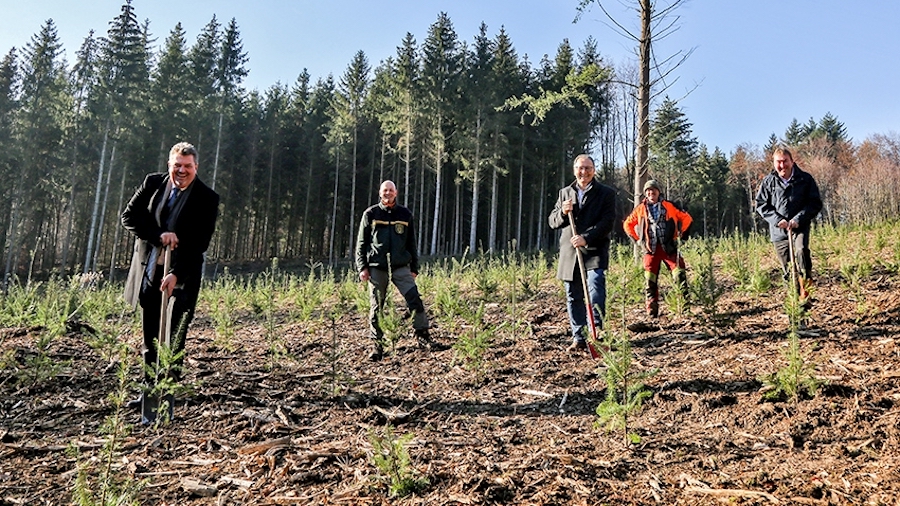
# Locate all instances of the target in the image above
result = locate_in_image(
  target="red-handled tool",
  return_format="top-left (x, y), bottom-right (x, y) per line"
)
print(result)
top-left (568, 213), bottom-right (600, 359)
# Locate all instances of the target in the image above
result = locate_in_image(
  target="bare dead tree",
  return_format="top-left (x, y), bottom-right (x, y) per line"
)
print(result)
top-left (577, 0), bottom-right (695, 203)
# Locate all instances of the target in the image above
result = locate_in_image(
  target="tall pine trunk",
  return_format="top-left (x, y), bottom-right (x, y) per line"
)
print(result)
top-left (429, 118), bottom-right (444, 256)
top-left (536, 170), bottom-right (546, 250)
top-left (92, 143), bottom-right (116, 272)
top-left (452, 180), bottom-right (461, 254)
top-left (348, 127), bottom-right (358, 260)
top-left (264, 134), bottom-right (276, 258)
top-left (468, 108), bottom-right (482, 254)
top-left (516, 137), bottom-right (525, 248)
top-left (302, 143), bottom-right (314, 256)
top-left (3, 182), bottom-right (24, 291)
top-left (488, 128), bottom-right (500, 253)
top-left (211, 107), bottom-right (224, 191)
top-left (403, 108), bottom-right (411, 208)
top-left (329, 147), bottom-right (340, 266)
top-left (108, 162), bottom-right (128, 281)
top-left (84, 123), bottom-right (110, 274)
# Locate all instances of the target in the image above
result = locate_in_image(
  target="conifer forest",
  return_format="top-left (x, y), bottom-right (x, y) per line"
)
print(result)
top-left (3, 2), bottom-right (900, 505)
top-left (2, 1), bottom-right (899, 283)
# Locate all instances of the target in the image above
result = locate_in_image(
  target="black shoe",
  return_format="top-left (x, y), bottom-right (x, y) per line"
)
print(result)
top-left (415, 329), bottom-right (434, 349)
top-left (567, 340), bottom-right (588, 352)
top-left (417, 332), bottom-right (448, 352)
top-left (126, 395), bottom-right (143, 411)
top-left (368, 343), bottom-right (384, 362)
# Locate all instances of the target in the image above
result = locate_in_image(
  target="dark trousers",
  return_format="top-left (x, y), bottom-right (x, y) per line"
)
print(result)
top-left (139, 268), bottom-right (194, 382)
top-left (774, 231), bottom-right (812, 280)
top-left (367, 266), bottom-right (428, 341)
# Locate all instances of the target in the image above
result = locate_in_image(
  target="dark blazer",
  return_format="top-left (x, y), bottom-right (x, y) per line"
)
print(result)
top-left (122, 173), bottom-right (219, 307)
top-left (548, 179), bottom-right (616, 281)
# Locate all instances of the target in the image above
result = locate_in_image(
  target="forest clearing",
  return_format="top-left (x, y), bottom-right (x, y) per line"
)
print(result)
top-left (2, 223), bottom-right (900, 505)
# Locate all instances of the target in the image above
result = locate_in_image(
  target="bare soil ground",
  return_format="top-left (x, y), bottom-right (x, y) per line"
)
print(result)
top-left (2, 260), bottom-right (900, 505)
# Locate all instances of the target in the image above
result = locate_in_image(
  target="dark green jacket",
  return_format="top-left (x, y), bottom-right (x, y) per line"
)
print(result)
top-left (355, 202), bottom-right (420, 273)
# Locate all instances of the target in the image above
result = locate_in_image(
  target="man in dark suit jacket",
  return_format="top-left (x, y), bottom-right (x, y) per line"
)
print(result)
top-left (548, 154), bottom-right (616, 352)
top-left (122, 142), bottom-right (219, 407)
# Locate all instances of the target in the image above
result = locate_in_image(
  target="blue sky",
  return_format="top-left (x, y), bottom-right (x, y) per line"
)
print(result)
top-left (2, 0), bottom-right (898, 154)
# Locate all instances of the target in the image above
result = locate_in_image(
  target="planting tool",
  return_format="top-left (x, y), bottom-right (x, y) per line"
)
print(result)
top-left (786, 227), bottom-right (800, 295)
top-left (786, 226), bottom-right (808, 308)
top-left (567, 212), bottom-right (601, 359)
top-left (142, 246), bottom-right (176, 424)
top-left (786, 227), bottom-right (795, 275)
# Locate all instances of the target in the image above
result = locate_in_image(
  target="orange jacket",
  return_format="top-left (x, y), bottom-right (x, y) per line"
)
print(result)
top-left (623, 199), bottom-right (693, 254)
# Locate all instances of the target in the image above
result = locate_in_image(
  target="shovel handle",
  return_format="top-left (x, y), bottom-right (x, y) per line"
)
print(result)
top-left (567, 212), bottom-right (600, 359)
top-left (158, 247), bottom-right (172, 350)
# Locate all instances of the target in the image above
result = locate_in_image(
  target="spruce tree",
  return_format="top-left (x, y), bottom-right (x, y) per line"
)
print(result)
top-left (648, 96), bottom-right (697, 201)
top-left (151, 23), bottom-right (192, 166)
top-left (334, 50), bottom-right (371, 258)
top-left (13, 20), bottom-right (71, 277)
top-left (421, 12), bottom-right (462, 255)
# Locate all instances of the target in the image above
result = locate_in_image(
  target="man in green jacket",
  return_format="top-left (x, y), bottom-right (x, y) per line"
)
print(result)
top-left (355, 180), bottom-right (430, 361)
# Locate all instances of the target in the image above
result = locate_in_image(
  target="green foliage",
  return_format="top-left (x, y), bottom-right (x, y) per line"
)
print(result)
top-left (430, 281), bottom-right (468, 333)
top-left (502, 63), bottom-right (611, 126)
top-left (648, 97), bottom-right (698, 200)
top-left (451, 302), bottom-right (498, 376)
top-left (684, 238), bottom-right (725, 321)
top-left (761, 330), bottom-right (823, 402)
top-left (839, 261), bottom-right (873, 320)
top-left (762, 261), bottom-right (824, 403)
top-left (662, 282), bottom-right (688, 318)
top-left (0, 277), bottom-right (69, 334)
top-left (473, 268), bottom-right (500, 302)
top-left (375, 294), bottom-right (412, 354)
top-left (428, 258), bottom-right (478, 332)
top-left (321, 315), bottom-right (351, 397)
top-left (247, 259), bottom-right (292, 366)
top-left (289, 261), bottom-right (327, 323)
top-left (605, 243), bottom-right (645, 329)
top-left (17, 331), bottom-right (69, 386)
top-left (594, 330), bottom-right (657, 443)
top-left (0, 273), bottom-right (135, 387)
top-left (249, 259), bottom-right (280, 317)
top-left (517, 251), bottom-right (551, 301)
top-left (369, 425), bottom-right (429, 498)
top-left (889, 235), bottom-right (900, 274)
top-left (203, 268), bottom-right (242, 351)
top-left (141, 314), bottom-right (192, 428)
top-left (719, 234), bottom-right (771, 297)
top-left (70, 347), bottom-right (143, 506)
top-left (83, 321), bottom-right (129, 371)
top-left (334, 270), bottom-right (369, 319)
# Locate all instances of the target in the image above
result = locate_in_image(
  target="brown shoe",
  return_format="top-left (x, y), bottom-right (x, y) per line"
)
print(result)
top-left (567, 340), bottom-right (588, 352)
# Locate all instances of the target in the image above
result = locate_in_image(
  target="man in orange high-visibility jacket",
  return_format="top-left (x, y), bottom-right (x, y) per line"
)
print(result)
top-left (623, 180), bottom-right (693, 318)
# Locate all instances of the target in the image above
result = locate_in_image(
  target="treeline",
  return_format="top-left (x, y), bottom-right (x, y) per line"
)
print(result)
top-left (2, 0), bottom-right (899, 285)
